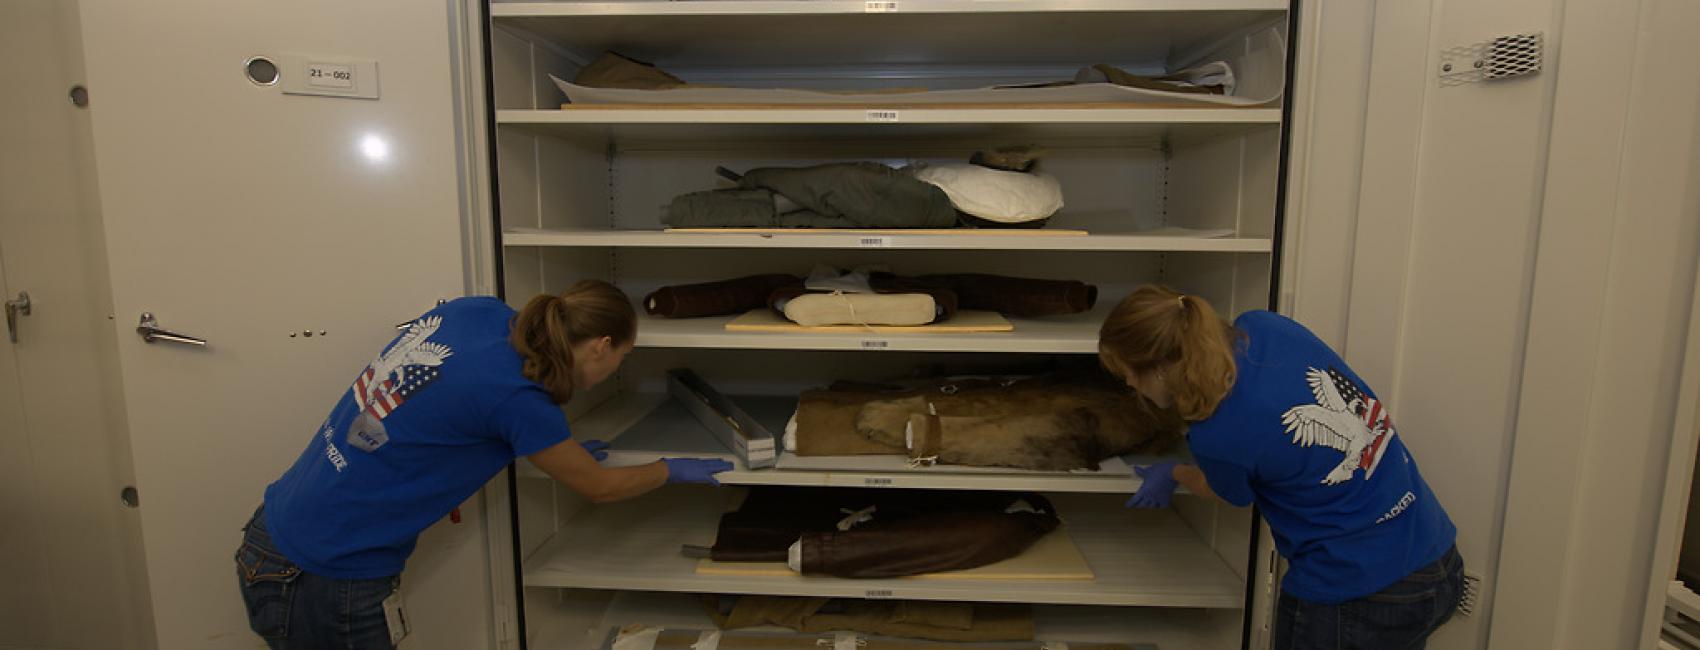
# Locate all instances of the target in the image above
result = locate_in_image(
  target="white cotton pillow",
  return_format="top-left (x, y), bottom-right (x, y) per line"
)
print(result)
top-left (911, 163), bottom-right (1065, 224)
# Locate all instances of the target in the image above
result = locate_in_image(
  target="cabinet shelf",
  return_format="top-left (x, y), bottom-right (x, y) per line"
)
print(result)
top-left (493, 0), bottom-right (1288, 18)
top-left (491, 2), bottom-right (1283, 71)
top-left (504, 227), bottom-right (1272, 253)
top-left (520, 392), bottom-right (1190, 494)
top-left (527, 591), bottom-right (1241, 650)
top-left (522, 488), bottom-right (1245, 608)
top-left (497, 108), bottom-right (1280, 144)
top-left (632, 312), bottom-right (1103, 354)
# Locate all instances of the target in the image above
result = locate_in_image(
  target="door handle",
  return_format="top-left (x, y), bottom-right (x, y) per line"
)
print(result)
top-left (4, 291), bottom-right (28, 344)
top-left (136, 312), bottom-right (207, 347)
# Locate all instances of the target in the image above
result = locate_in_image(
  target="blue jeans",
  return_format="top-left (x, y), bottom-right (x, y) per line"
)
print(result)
top-left (1274, 546), bottom-right (1465, 650)
top-left (235, 507), bottom-right (398, 650)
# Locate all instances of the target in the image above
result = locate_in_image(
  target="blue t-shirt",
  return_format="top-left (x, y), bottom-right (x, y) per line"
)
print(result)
top-left (1187, 311), bottom-right (1456, 604)
top-left (263, 297), bottom-right (574, 579)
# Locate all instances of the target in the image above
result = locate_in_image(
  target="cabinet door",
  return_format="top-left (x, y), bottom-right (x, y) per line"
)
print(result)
top-left (76, 0), bottom-right (481, 647)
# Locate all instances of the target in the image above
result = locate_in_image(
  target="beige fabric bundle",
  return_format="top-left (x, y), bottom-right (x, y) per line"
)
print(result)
top-left (781, 293), bottom-right (937, 327)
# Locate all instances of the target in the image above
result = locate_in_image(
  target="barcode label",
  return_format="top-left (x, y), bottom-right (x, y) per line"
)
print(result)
top-left (861, 340), bottom-right (890, 349)
top-left (864, 590), bottom-right (895, 598)
top-left (864, 477), bottom-right (894, 486)
top-left (865, 1), bottom-right (899, 11)
top-left (858, 236), bottom-right (890, 247)
top-left (865, 110), bottom-right (900, 122)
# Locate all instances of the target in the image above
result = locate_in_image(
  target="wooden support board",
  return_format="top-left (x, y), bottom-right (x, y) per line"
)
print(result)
top-left (560, 102), bottom-right (1264, 111)
top-left (664, 228), bottom-right (1089, 236)
top-left (725, 309), bottom-right (1013, 334)
top-left (695, 527), bottom-right (1094, 581)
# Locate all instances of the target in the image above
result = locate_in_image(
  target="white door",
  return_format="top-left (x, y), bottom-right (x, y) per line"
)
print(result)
top-left (76, 0), bottom-right (486, 647)
top-left (0, 1), bottom-right (152, 647)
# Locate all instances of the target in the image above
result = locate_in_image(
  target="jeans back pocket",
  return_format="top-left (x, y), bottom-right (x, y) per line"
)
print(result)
top-left (235, 540), bottom-right (301, 639)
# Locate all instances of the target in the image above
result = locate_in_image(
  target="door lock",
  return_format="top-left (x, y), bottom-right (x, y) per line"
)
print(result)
top-left (5, 291), bottom-right (30, 344)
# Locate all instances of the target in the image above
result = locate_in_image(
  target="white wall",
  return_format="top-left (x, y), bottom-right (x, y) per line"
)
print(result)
top-left (1491, 0), bottom-right (1700, 646)
top-left (0, 1), bottom-right (154, 647)
top-left (1285, 0), bottom-right (1559, 646)
top-left (1285, 0), bottom-right (1700, 648)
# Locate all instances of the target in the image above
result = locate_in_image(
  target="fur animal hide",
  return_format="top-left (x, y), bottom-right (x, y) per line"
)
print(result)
top-left (847, 373), bottom-right (1185, 471)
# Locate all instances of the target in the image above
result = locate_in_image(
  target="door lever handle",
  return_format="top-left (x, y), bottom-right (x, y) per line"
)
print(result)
top-left (4, 291), bottom-right (29, 344)
top-left (136, 312), bottom-right (207, 347)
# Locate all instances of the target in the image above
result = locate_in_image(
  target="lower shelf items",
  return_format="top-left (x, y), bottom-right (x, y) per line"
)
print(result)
top-left (530, 590), bottom-right (1243, 650)
top-left (521, 488), bottom-right (1244, 609)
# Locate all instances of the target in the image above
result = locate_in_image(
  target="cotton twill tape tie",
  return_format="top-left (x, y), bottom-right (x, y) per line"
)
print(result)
top-left (836, 505), bottom-right (877, 531)
top-left (830, 290), bottom-right (878, 333)
top-left (692, 631), bottom-right (722, 650)
top-left (906, 401), bottom-right (940, 468)
top-left (817, 633), bottom-right (865, 650)
top-left (612, 627), bottom-right (662, 650)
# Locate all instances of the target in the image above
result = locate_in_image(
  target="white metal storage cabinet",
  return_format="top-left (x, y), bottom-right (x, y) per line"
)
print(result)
top-left (474, 3), bottom-right (1292, 648)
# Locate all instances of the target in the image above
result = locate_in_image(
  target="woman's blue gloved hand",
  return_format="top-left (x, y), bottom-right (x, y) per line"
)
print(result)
top-left (1127, 461), bottom-right (1180, 509)
top-left (579, 439), bottom-right (609, 462)
top-left (663, 457), bottom-right (736, 486)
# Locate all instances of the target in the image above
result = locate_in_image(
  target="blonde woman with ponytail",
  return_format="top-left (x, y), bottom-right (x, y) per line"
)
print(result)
top-left (1100, 285), bottom-right (1463, 650)
top-left (234, 280), bottom-right (730, 650)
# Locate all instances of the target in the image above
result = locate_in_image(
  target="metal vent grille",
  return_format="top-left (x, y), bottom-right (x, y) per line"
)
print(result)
top-left (1487, 34), bottom-right (1543, 79)
top-left (1440, 32), bottom-right (1543, 86)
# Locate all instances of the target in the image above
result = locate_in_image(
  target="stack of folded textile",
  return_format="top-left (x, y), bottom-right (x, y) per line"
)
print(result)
top-left (644, 267), bottom-right (1097, 328)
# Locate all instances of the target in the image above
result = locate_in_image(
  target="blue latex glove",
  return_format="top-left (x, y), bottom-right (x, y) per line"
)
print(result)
top-left (1127, 461), bottom-right (1180, 509)
top-left (579, 439), bottom-right (609, 462)
top-left (663, 457), bottom-right (735, 486)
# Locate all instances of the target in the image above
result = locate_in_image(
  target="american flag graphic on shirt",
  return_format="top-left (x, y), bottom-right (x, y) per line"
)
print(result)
top-left (354, 363), bottom-right (444, 419)
top-left (351, 316), bottom-right (453, 420)
top-left (1329, 368), bottom-right (1394, 475)
top-left (1281, 366), bottom-right (1397, 485)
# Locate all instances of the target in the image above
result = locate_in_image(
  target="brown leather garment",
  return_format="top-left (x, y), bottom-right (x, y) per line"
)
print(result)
top-left (917, 274), bottom-right (1097, 317)
top-left (708, 488), bottom-right (1059, 579)
top-left (644, 274), bottom-right (801, 319)
top-left (799, 509), bottom-right (1059, 579)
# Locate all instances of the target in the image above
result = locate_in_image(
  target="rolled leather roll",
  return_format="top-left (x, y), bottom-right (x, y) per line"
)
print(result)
top-left (798, 505), bottom-right (1059, 579)
top-left (644, 274), bottom-right (801, 319)
top-left (708, 488), bottom-right (1058, 580)
top-left (918, 273), bottom-right (1097, 317)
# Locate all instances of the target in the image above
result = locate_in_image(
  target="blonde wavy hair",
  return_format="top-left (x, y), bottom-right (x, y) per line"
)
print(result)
top-left (1098, 285), bottom-right (1239, 421)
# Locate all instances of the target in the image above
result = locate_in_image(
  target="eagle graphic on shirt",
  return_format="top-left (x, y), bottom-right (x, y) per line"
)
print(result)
top-left (352, 316), bottom-right (453, 421)
top-left (1280, 367), bottom-right (1395, 485)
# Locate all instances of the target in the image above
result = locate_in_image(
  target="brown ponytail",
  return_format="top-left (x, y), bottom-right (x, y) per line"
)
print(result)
top-left (1098, 285), bottom-right (1239, 420)
top-left (510, 280), bottom-right (637, 404)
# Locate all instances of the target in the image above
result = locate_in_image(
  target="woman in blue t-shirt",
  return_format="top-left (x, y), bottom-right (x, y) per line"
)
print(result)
top-left (234, 280), bottom-right (732, 649)
top-left (1098, 284), bottom-right (1465, 650)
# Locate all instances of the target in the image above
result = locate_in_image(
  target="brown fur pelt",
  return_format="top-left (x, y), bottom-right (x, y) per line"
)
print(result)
top-left (851, 373), bottom-right (1185, 471)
